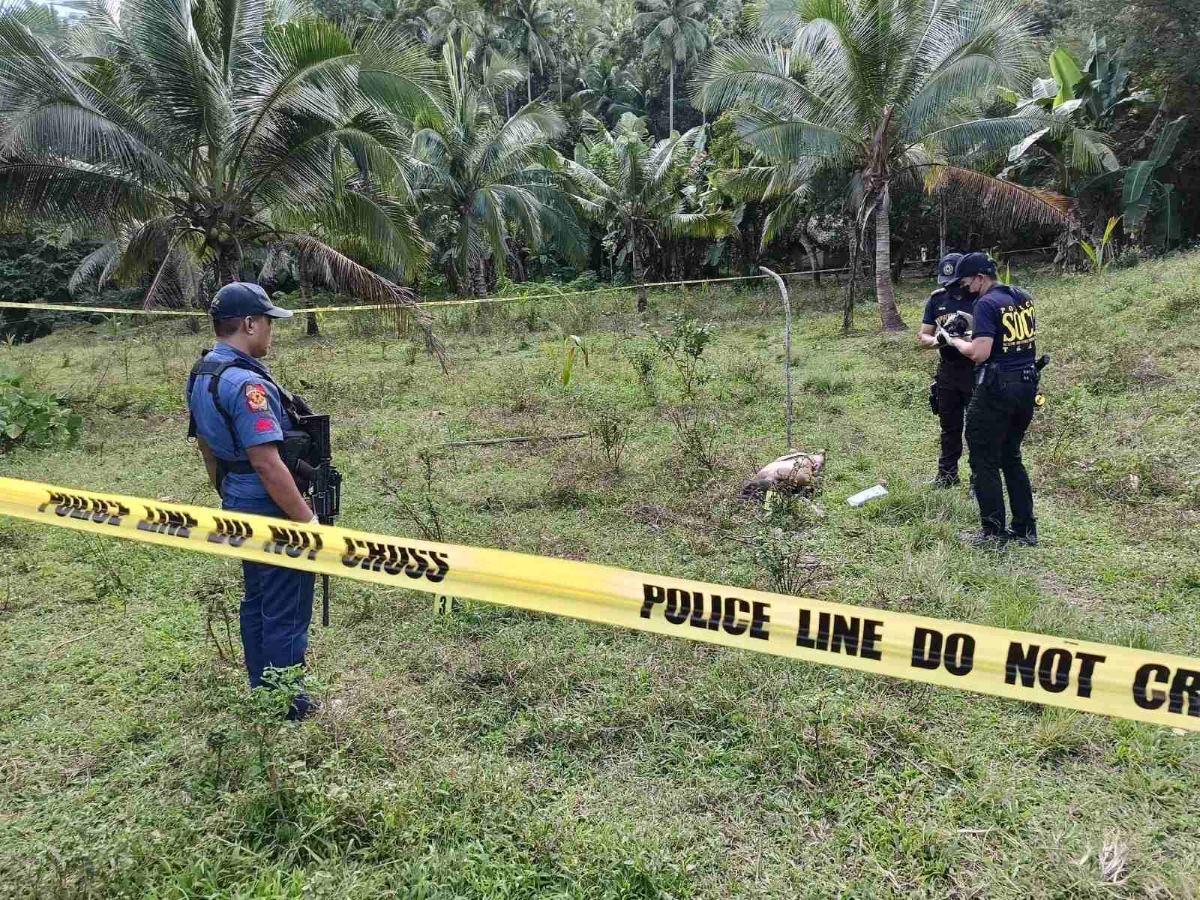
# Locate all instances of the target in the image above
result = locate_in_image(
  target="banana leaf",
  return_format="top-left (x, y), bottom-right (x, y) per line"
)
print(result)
top-left (1155, 184), bottom-right (1181, 246)
top-left (1149, 116), bottom-right (1187, 167)
top-left (1049, 49), bottom-right (1084, 109)
top-left (1122, 160), bottom-right (1157, 228)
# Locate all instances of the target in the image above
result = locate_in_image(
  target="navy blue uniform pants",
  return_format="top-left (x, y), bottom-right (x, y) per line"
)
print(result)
top-left (222, 492), bottom-right (315, 688)
top-left (935, 361), bottom-right (975, 477)
top-left (965, 375), bottom-right (1037, 535)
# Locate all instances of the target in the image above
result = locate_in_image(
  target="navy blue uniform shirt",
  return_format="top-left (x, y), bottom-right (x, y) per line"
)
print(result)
top-left (921, 286), bottom-right (974, 364)
top-left (187, 343), bottom-right (291, 500)
top-left (972, 284), bottom-right (1037, 372)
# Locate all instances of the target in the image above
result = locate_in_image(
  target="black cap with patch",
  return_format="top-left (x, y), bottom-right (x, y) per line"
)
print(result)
top-left (209, 282), bottom-right (294, 320)
top-left (954, 252), bottom-right (998, 280)
top-left (937, 253), bottom-right (964, 286)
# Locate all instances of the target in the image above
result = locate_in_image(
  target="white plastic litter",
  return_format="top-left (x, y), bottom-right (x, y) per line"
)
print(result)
top-left (846, 484), bottom-right (888, 507)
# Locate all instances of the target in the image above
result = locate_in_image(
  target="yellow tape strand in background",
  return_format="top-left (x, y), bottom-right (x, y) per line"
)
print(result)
top-left (1, 475), bottom-right (1196, 732)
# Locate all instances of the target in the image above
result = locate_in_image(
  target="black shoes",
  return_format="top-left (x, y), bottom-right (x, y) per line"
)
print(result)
top-left (286, 694), bottom-right (322, 722)
top-left (962, 529), bottom-right (1008, 549)
top-left (1006, 525), bottom-right (1038, 547)
top-left (929, 472), bottom-right (961, 489)
top-left (961, 526), bottom-right (1038, 548)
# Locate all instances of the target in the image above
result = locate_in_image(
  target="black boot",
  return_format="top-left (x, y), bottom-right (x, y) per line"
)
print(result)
top-left (928, 471), bottom-right (960, 489)
top-left (962, 528), bottom-right (1008, 549)
top-left (1007, 523), bottom-right (1038, 547)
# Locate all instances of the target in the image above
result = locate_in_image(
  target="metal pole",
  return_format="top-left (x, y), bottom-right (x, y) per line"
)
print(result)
top-left (759, 267), bottom-right (793, 449)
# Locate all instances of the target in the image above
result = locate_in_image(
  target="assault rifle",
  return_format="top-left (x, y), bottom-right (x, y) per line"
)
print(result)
top-left (295, 412), bottom-right (341, 626)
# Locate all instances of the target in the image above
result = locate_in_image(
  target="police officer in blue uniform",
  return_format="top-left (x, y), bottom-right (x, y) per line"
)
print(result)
top-left (918, 253), bottom-right (975, 487)
top-left (187, 282), bottom-right (319, 718)
top-left (944, 253), bottom-right (1040, 547)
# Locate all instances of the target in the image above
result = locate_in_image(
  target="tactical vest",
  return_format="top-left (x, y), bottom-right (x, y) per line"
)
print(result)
top-left (186, 351), bottom-right (317, 491)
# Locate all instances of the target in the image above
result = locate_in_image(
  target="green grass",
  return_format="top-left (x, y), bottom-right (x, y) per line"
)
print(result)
top-left (1, 257), bottom-right (1199, 898)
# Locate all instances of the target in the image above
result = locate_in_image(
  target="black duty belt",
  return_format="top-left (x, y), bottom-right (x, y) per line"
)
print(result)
top-left (992, 366), bottom-right (1038, 383)
top-left (219, 459), bottom-right (256, 475)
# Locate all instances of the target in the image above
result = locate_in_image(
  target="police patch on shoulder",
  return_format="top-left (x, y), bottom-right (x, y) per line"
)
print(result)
top-left (244, 383), bottom-right (269, 413)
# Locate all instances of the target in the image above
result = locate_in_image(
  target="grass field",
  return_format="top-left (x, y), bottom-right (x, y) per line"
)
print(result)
top-left (1, 254), bottom-right (1199, 898)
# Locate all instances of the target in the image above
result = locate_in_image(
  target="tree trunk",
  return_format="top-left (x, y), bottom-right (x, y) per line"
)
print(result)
top-left (797, 233), bottom-right (819, 284)
top-left (473, 258), bottom-right (488, 297)
top-left (216, 247), bottom-right (241, 286)
top-left (300, 268), bottom-right (319, 336)
top-left (938, 201), bottom-right (948, 258)
top-left (527, 69), bottom-right (533, 104)
top-left (873, 186), bottom-right (906, 331)
top-left (668, 58), bottom-right (675, 136)
top-left (632, 231), bottom-right (647, 313)
top-left (843, 229), bottom-right (859, 333)
top-left (506, 89), bottom-right (511, 118)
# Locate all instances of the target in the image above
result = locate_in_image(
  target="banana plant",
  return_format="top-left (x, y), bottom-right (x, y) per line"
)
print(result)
top-left (1003, 35), bottom-right (1187, 248)
top-left (1001, 41), bottom-right (1123, 193)
top-left (1122, 117), bottom-right (1187, 238)
top-left (1080, 216), bottom-right (1120, 275)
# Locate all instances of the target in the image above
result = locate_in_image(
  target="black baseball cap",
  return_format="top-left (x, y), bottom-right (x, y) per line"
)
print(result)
top-left (954, 252), bottom-right (998, 280)
top-left (209, 282), bottom-right (294, 320)
top-left (937, 253), bottom-right (963, 286)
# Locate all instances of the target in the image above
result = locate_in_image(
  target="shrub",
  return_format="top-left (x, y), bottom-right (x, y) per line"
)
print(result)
top-left (0, 372), bottom-right (81, 451)
top-left (623, 342), bottom-right (659, 403)
top-left (651, 315), bottom-right (714, 401)
top-left (1112, 247), bottom-right (1141, 270)
top-left (583, 391), bottom-right (633, 474)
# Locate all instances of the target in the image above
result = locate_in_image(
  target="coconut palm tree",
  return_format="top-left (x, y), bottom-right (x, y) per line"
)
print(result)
top-left (635, 0), bottom-right (709, 136)
top-left (423, 0), bottom-right (483, 49)
top-left (0, 0), bottom-right (441, 315)
top-left (696, 0), bottom-right (1071, 331)
top-left (574, 61), bottom-right (645, 126)
top-left (565, 113), bottom-right (734, 311)
top-left (504, 0), bottom-right (554, 104)
top-left (410, 42), bottom-right (580, 296)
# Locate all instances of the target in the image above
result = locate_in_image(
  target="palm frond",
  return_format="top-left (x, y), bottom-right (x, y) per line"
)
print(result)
top-left (924, 164), bottom-right (1071, 227)
top-left (0, 161), bottom-right (165, 227)
top-left (660, 209), bottom-right (734, 240)
top-left (293, 234), bottom-right (444, 365)
top-left (68, 240), bottom-right (119, 295)
top-left (691, 39), bottom-right (812, 116)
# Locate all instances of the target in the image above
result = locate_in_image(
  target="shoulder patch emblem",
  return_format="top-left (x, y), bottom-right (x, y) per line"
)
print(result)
top-left (245, 383), bottom-right (269, 413)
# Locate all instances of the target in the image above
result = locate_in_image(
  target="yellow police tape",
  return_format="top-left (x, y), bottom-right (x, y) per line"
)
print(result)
top-left (1, 475), bottom-right (1197, 732)
top-left (0, 300), bottom-right (204, 316)
top-left (0, 271), bottom-right (819, 319)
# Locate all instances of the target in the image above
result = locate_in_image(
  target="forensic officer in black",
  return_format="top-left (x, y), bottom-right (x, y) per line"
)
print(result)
top-left (918, 253), bottom-right (974, 487)
top-left (186, 282), bottom-right (319, 719)
top-left (944, 253), bottom-right (1040, 547)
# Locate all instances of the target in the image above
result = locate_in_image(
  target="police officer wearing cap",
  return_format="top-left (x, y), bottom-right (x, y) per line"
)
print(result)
top-left (918, 253), bottom-right (975, 487)
top-left (186, 282), bottom-right (319, 719)
top-left (944, 253), bottom-right (1040, 547)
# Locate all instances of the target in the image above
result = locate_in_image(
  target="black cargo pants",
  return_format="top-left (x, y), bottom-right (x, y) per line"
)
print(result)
top-left (965, 367), bottom-right (1038, 536)
top-left (935, 360), bottom-right (975, 478)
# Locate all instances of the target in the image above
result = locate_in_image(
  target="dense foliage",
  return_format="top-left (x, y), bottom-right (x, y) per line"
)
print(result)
top-left (0, 369), bottom-right (80, 450)
top-left (0, 0), bottom-right (1194, 330)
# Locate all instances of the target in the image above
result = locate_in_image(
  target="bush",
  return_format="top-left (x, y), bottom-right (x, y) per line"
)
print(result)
top-left (582, 390), bottom-right (633, 474)
top-left (1112, 247), bottom-right (1141, 270)
top-left (0, 229), bottom-right (140, 342)
top-left (0, 372), bottom-right (82, 451)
